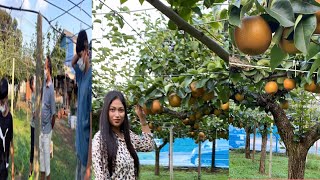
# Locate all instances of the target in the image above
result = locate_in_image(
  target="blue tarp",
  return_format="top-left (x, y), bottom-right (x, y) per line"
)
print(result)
top-left (138, 138), bottom-right (229, 168)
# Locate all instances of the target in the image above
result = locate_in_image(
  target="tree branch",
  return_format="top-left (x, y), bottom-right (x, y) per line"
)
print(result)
top-left (256, 94), bottom-right (294, 147)
top-left (303, 122), bottom-right (320, 149)
top-left (261, 72), bottom-right (287, 80)
top-left (162, 107), bottom-right (188, 120)
top-left (159, 138), bottom-right (168, 150)
top-left (229, 56), bottom-right (253, 71)
top-left (146, 0), bottom-right (229, 62)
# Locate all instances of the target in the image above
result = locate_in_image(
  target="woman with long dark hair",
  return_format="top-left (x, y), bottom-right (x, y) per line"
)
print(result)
top-left (92, 91), bottom-right (154, 179)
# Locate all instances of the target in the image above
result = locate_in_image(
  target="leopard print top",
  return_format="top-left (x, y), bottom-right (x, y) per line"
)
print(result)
top-left (92, 130), bottom-right (154, 180)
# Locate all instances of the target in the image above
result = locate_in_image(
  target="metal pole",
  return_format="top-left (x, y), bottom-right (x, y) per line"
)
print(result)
top-left (269, 123), bottom-right (273, 178)
top-left (11, 58), bottom-right (15, 115)
top-left (169, 126), bottom-right (173, 180)
top-left (275, 135), bottom-right (278, 153)
top-left (198, 140), bottom-right (201, 180)
top-left (316, 140), bottom-right (318, 156)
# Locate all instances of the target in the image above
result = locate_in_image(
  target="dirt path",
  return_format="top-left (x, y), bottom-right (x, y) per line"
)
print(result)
top-left (54, 117), bottom-right (75, 150)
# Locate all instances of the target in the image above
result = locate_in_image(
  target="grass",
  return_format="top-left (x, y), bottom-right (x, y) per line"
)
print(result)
top-left (7, 109), bottom-right (76, 179)
top-left (140, 165), bottom-right (228, 180)
top-left (229, 149), bottom-right (320, 179)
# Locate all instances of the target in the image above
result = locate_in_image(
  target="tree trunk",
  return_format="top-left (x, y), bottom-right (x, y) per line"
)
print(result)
top-left (287, 145), bottom-right (308, 179)
top-left (211, 139), bottom-right (216, 172)
top-left (155, 148), bottom-right (160, 176)
top-left (13, 82), bottom-right (20, 109)
top-left (155, 140), bottom-right (168, 176)
top-left (256, 94), bottom-right (320, 179)
top-left (259, 127), bottom-right (267, 174)
top-left (245, 126), bottom-right (251, 159)
top-left (252, 123), bottom-right (257, 162)
top-left (34, 13), bottom-right (43, 180)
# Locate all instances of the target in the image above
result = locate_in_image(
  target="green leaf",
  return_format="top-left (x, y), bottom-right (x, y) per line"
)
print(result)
top-left (120, 0), bottom-right (128, 4)
top-left (253, 73), bottom-right (263, 83)
top-left (139, 0), bottom-right (144, 5)
top-left (240, 0), bottom-right (254, 19)
top-left (257, 59), bottom-right (271, 66)
top-left (178, 7), bottom-right (192, 21)
top-left (233, 0), bottom-right (241, 8)
top-left (204, 0), bottom-right (215, 8)
top-left (177, 87), bottom-right (187, 98)
top-left (264, 0), bottom-right (295, 27)
top-left (94, 19), bottom-right (101, 23)
top-left (197, 78), bottom-right (209, 88)
top-left (294, 15), bottom-right (317, 54)
top-left (188, 69), bottom-right (199, 75)
top-left (172, 77), bottom-right (180, 83)
top-left (270, 45), bottom-right (287, 71)
top-left (216, 85), bottom-right (230, 103)
top-left (307, 42), bottom-right (320, 60)
top-left (291, 0), bottom-right (320, 14)
top-left (228, 5), bottom-right (241, 27)
top-left (229, 26), bottom-right (236, 47)
top-left (190, 41), bottom-right (199, 50)
top-left (183, 76), bottom-right (194, 89)
top-left (272, 26), bottom-right (283, 44)
top-left (220, 9), bottom-right (228, 19)
top-left (116, 17), bottom-right (125, 28)
top-left (230, 72), bottom-right (242, 84)
top-left (242, 70), bottom-right (257, 76)
top-left (192, 7), bottom-right (202, 17)
top-left (254, 0), bottom-right (265, 13)
top-left (317, 68), bottom-right (320, 84)
top-left (307, 59), bottom-right (320, 78)
top-left (168, 20), bottom-right (177, 30)
top-left (98, 3), bottom-right (103, 10)
top-left (119, 6), bottom-right (130, 13)
top-left (138, 97), bottom-right (145, 106)
top-left (261, 13), bottom-right (280, 33)
top-left (164, 84), bottom-right (174, 94)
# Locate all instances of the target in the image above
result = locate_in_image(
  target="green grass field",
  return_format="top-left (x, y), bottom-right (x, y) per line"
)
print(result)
top-left (139, 166), bottom-right (228, 180)
top-left (7, 110), bottom-right (76, 179)
top-left (229, 149), bottom-right (320, 179)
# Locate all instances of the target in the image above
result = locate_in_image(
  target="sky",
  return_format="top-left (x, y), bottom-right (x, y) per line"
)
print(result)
top-left (0, 0), bottom-right (92, 54)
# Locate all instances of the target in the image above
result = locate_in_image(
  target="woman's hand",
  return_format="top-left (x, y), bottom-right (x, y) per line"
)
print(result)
top-left (135, 105), bottom-right (146, 122)
top-left (135, 105), bottom-right (151, 133)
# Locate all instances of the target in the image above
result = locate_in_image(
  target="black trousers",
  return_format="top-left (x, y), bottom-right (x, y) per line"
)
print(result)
top-left (30, 126), bottom-right (34, 163)
top-left (0, 169), bottom-right (8, 180)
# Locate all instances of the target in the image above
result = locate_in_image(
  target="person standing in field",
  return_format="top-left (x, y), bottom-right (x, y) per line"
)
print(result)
top-left (0, 78), bottom-right (14, 180)
top-left (72, 30), bottom-right (92, 180)
top-left (40, 56), bottom-right (56, 180)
